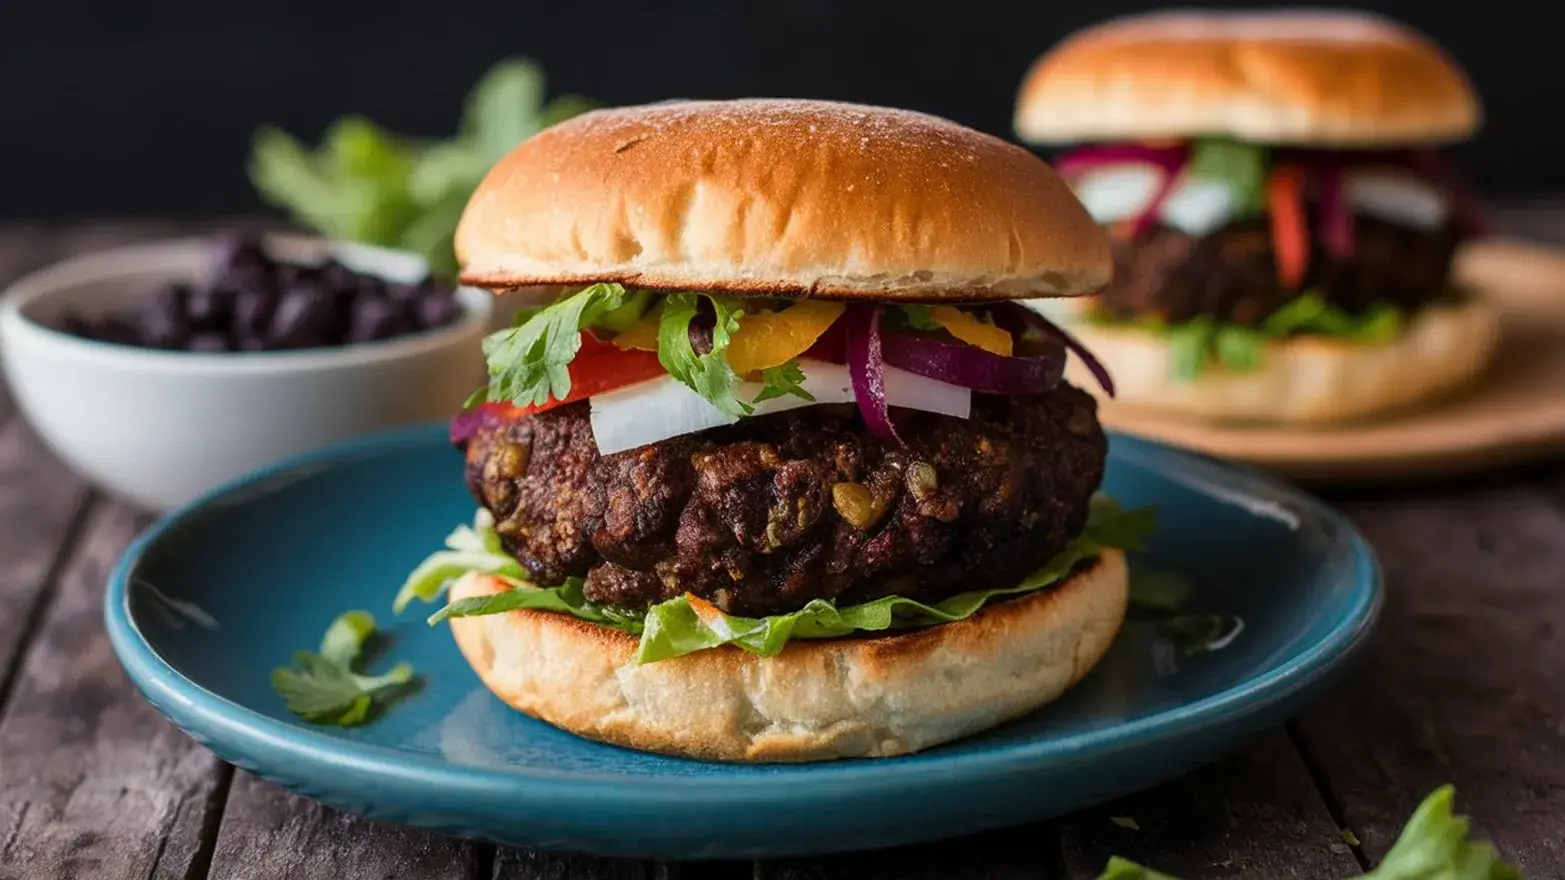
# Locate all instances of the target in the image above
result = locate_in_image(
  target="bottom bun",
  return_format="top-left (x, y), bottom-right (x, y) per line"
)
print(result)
top-left (1056, 299), bottom-right (1501, 424)
top-left (447, 549), bottom-right (1128, 763)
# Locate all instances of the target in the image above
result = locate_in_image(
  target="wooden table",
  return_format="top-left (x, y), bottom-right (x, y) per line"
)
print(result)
top-left (1, 216), bottom-right (1562, 880)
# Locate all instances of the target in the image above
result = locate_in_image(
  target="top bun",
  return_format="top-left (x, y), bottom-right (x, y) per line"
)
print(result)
top-left (455, 98), bottom-right (1111, 301)
top-left (1015, 10), bottom-right (1481, 147)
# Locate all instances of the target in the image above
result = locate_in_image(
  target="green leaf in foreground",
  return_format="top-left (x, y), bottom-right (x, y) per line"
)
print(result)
top-left (392, 509), bottom-right (525, 613)
top-left (270, 611), bottom-right (414, 726)
top-left (753, 360), bottom-right (815, 404)
top-left (658, 293), bottom-right (751, 418)
top-left (1097, 856), bottom-right (1179, 880)
top-left (1356, 785), bottom-right (1520, 880)
top-left (1092, 786), bottom-right (1519, 880)
top-left (424, 495), bottom-right (1157, 664)
top-left (480, 282), bottom-right (629, 407)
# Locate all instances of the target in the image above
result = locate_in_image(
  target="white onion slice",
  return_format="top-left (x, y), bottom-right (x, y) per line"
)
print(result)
top-left (1344, 169), bottom-right (1450, 230)
top-left (588, 358), bottom-right (971, 455)
top-left (1071, 164), bottom-right (1237, 237)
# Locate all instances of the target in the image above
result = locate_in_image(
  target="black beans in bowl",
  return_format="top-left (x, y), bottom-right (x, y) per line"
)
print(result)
top-left (56, 235), bottom-right (465, 353)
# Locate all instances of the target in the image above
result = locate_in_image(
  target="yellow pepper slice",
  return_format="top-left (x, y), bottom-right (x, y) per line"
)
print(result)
top-left (726, 299), bottom-right (846, 375)
top-left (929, 305), bottom-right (1013, 356)
top-left (612, 310), bottom-right (661, 352)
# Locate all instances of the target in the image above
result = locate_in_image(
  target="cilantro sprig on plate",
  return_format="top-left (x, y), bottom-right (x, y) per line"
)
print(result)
top-left (270, 611), bottom-right (415, 726)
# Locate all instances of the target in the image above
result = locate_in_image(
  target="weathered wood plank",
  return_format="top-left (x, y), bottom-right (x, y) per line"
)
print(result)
top-left (1293, 486), bottom-right (1565, 876)
top-left (0, 419), bottom-right (93, 698)
top-left (491, 849), bottom-right (748, 880)
top-left (1057, 729), bottom-right (1359, 879)
top-left (0, 501), bottom-right (226, 880)
top-left (206, 770), bottom-right (488, 880)
top-left (755, 823), bottom-right (1059, 880)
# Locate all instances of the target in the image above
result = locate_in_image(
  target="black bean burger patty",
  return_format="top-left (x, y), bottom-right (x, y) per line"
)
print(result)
top-left (457, 386), bottom-right (1107, 618)
top-left (1096, 213), bottom-right (1463, 326)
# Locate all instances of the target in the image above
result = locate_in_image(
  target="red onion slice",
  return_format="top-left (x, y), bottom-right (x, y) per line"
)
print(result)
top-left (450, 402), bottom-right (516, 445)
top-left (1314, 162), bottom-right (1356, 258)
top-left (844, 305), bottom-right (901, 445)
top-left (1055, 144), bottom-right (1191, 238)
top-left (996, 303), bottom-right (1116, 398)
top-left (881, 331), bottom-right (1065, 394)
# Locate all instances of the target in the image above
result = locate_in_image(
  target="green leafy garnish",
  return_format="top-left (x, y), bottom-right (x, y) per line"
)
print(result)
top-left (478, 283), bottom-right (628, 407)
top-left (1111, 816), bottom-right (1142, 831)
top-left (1098, 291), bottom-right (1406, 382)
top-left (1186, 138), bottom-right (1269, 214)
top-left (415, 496), bottom-right (1156, 664)
top-left (896, 304), bottom-right (943, 331)
top-left (658, 293), bottom-right (750, 418)
top-left (753, 360), bottom-right (815, 404)
top-left (1092, 786), bottom-right (1519, 880)
top-left (1097, 857), bottom-right (1178, 880)
top-left (248, 59), bottom-right (594, 280)
top-left (1262, 293), bottom-right (1404, 344)
top-left (393, 509), bottom-right (524, 613)
top-left (270, 611), bottom-right (414, 726)
top-left (1358, 785), bottom-right (1520, 880)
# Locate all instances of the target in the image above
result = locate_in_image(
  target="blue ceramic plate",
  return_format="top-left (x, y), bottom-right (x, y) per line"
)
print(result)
top-left (106, 424), bottom-right (1380, 859)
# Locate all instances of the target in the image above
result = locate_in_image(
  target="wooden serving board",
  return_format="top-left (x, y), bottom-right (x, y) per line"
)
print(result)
top-left (1094, 238), bottom-right (1565, 485)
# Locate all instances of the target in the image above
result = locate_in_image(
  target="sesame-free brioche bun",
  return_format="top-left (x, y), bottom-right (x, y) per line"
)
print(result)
top-left (455, 98), bottom-right (1112, 302)
top-left (446, 550), bottom-right (1128, 762)
top-left (1048, 298), bottom-right (1500, 424)
top-left (1015, 10), bottom-right (1481, 147)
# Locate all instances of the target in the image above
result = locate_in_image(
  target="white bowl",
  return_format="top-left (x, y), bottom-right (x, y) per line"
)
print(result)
top-left (0, 234), bottom-right (494, 511)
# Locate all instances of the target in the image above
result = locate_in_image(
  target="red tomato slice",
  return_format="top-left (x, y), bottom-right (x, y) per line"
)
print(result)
top-left (480, 332), bottom-right (666, 420)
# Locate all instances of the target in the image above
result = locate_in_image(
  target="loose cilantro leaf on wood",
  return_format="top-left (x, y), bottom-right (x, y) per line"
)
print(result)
top-left (658, 293), bottom-right (751, 417)
top-left (270, 611), bottom-right (414, 726)
top-left (479, 282), bottom-right (628, 407)
top-left (753, 360), bottom-right (815, 404)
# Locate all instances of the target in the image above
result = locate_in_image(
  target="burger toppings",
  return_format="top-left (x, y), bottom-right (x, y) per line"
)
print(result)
top-left (1054, 138), bottom-right (1481, 379)
top-left (470, 282), bottom-right (1112, 454)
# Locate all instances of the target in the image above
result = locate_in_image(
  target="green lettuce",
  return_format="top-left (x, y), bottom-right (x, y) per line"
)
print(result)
top-left (400, 497), bottom-right (1156, 664)
top-left (1094, 292), bottom-right (1405, 382)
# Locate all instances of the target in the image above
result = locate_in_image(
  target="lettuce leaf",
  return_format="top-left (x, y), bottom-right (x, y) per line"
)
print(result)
top-left (1092, 292), bottom-right (1406, 382)
top-left (406, 496), bottom-right (1156, 664)
top-left (1357, 785), bottom-right (1520, 880)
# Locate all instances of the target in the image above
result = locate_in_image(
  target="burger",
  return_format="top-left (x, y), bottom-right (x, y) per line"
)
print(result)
top-left (395, 98), bottom-right (1154, 762)
top-left (1013, 10), bottom-right (1498, 423)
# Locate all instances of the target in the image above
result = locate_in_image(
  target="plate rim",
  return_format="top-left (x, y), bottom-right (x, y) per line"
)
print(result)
top-left (104, 420), bottom-right (1383, 807)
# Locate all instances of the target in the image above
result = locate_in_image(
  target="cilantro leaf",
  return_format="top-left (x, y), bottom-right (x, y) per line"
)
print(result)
top-left (247, 58), bottom-right (595, 281)
top-left (1356, 786), bottom-right (1520, 880)
top-left (270, 611), bottom-right (414, 726)
top-left (1167, 316), bottom-right (1217, 382)
top-left (1186, 138), bottom-right (1269, 214)
top-left (897, 304), bottom-right (943, 331)
top-left (753, 360), bottom-right (815, 404)
top-left (479, 283), bottom-right (628, 407)
top-left (657, 293), bottom-right (751, 418)
top-left (1096, 857), bottom-right (1180, 880)
top-left (319, 610), bottom-right (376, 667)
top-left (1213, 324), bottom-right (1266, 372)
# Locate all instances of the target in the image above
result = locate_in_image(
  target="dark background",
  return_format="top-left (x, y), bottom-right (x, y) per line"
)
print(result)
top-left (1, 0), bottom-right (1554, 220)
